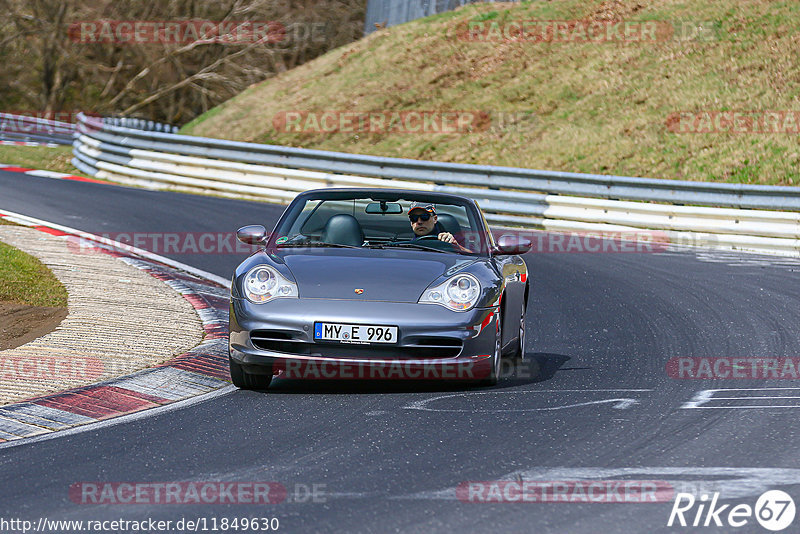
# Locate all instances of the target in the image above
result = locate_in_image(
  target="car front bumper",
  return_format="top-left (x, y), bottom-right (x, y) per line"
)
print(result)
top-left (229, 297), bottom-right (498, 381)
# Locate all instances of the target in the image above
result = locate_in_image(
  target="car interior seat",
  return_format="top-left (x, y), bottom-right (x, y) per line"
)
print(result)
top-left (436, 213), bottom-right (462, 238)
top-left (320, 214), bottom-right (364, 246)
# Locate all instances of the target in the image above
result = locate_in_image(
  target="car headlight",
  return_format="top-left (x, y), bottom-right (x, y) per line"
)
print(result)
top-left (243, 265), bottom-right (298, 303)
top-left (419, 274), bottom-right (481, 311)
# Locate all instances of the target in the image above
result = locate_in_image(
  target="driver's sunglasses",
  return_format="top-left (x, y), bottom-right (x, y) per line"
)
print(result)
top-left (409, 213), bottom-right (432, 223)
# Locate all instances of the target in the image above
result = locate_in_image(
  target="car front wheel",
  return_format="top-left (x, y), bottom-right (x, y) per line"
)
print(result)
top-left (229, 357), bottom-right (273, 390)
top-left (513, 302), bottom-right (526, 360)
top-left (480, 308), bottom-right (502, 387)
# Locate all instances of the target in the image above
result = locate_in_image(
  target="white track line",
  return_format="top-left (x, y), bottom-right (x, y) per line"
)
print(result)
top-left (0, 208), bottom-right (228, 287)
top-left (0, 386), bottom-right (236, 450)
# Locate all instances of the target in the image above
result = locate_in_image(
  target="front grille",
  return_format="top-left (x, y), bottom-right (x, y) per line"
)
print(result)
top-left (250, 330), bottom-right (304, 353)
top-left (403, 336), bottom-right (463, 358)
top-left (249, 330), bottom-right (463, 359)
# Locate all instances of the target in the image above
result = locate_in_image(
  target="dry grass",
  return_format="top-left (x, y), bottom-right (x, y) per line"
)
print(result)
top-left (0, 145), bottom-right (82, 177)
top-left (182, 0), bottom-right (800, 185)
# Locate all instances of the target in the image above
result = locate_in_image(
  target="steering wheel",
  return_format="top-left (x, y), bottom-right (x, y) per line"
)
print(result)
top-left (415, 234), bottom-right (461, 252)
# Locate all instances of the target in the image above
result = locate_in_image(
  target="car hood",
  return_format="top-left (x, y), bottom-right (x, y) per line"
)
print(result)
top-left (276, 249), bottom-right (478, 302)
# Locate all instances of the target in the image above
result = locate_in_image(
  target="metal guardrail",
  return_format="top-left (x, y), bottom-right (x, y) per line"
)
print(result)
top-left (0, 113), bottom-right (75, 146)
top-left (71, 112), bottom-right (800, 256)
top-left (74, 114), bottom-right (800, 211)
top-left (0, 114), bottom-right (178, 146)
top-left (102, 116), bottom-right (179, 134)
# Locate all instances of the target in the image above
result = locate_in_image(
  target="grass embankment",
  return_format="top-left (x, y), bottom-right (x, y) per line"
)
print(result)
top-left (0, 145), bottom-right (79, 176)
top-left (0, 219), bottom-right (68, 307)
top-left (182, 0), bottom-right (800, 186)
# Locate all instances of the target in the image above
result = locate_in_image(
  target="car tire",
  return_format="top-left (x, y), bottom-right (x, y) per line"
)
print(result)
top-left (229, 357), bottom-right (273, 390)
top-left (513, 303), bottom-right (526, 360)
top-left (480, 308), bottom-right (502, 387)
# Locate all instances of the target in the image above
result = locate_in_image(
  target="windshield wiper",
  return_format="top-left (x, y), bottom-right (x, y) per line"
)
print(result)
top-left (369, 242), bottom-right (451, 253)
top-left (277, 242), bottom-right (362, 249)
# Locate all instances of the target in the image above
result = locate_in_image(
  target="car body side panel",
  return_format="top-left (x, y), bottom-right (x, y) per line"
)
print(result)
top-left (499, 254), bottom-right (529, 351)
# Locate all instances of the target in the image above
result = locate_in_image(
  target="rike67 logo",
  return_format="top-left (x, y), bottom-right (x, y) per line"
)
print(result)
top-left (668, 490), bottom-right (796, 531)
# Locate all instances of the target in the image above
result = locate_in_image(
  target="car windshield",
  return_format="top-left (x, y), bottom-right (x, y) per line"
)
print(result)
top-left (270, 194), bottom-right (488, 255)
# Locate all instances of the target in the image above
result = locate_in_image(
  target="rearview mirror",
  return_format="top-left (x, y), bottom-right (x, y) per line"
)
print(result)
top-left (365, 201), bottom-right (403, 214)
top-left (493, 234), bottom-right (532, 255)
top-left (237, 225), bottom-right (267, 245)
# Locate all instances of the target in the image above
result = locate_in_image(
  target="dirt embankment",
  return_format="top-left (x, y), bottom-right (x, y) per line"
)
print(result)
top-left (0, 301), bottom-right (67, 351)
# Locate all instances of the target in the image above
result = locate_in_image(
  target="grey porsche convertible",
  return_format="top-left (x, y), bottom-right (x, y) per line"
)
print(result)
top-left (229, 188), bottom-right (531, 389)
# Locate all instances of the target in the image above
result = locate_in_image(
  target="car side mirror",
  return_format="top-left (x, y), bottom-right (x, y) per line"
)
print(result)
top-left (493, 235), bottom-right (532, 255)
top-left (237, 225), bottom-right (267, 245)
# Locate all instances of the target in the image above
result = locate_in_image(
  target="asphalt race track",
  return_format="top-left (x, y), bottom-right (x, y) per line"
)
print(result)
top-left (2, 169), bottom-right (800, 533)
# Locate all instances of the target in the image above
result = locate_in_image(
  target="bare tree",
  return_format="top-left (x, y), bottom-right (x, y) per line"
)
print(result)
top-left (0, 0), bottom-right (366, 123)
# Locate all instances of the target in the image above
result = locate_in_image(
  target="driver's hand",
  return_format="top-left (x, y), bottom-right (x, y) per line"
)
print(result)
top-left (438, 232), bottom-right (456, 244)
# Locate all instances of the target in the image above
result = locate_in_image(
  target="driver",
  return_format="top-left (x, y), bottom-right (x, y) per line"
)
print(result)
top-left (408, 202), bottom-right (469, 251)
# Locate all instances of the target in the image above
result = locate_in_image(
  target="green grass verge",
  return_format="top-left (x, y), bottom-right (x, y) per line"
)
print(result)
top-left (0, 145), bottom-right (82, 176)
top-left (182, 0), bottom-right (800, 186)
top-left (0, 229), bottom-right (68, 307)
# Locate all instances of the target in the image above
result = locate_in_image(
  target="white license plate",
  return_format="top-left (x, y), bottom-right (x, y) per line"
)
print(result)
top-left (314, 322), bottom-right (398, 344)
